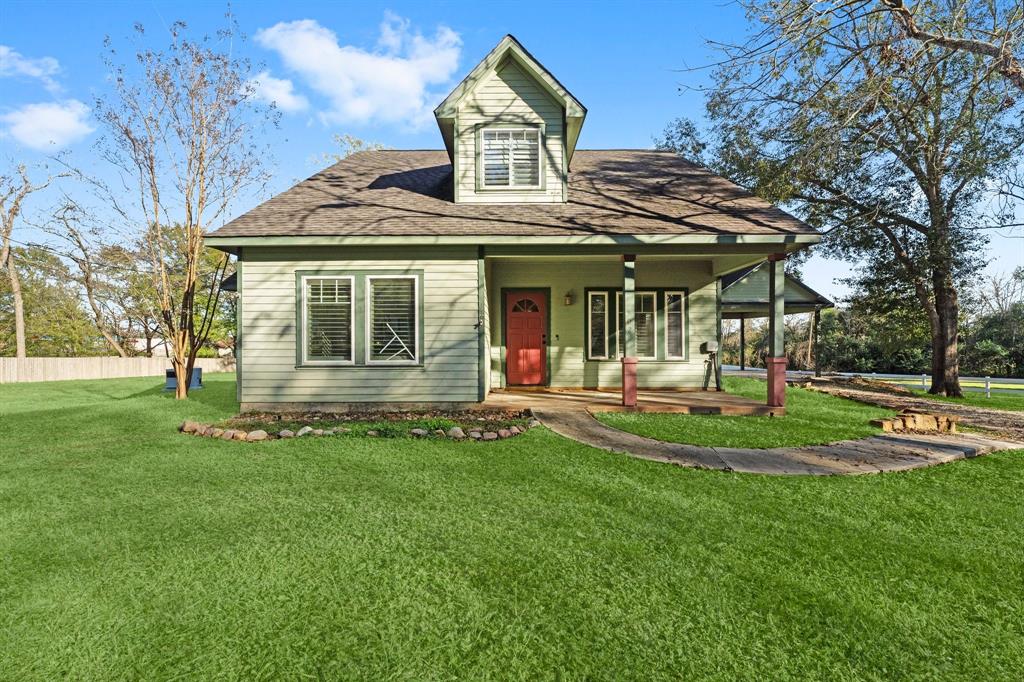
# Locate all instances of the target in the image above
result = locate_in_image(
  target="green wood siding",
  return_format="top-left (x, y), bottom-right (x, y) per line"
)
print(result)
top-left (722, 263), bottom-right (822, 304)
top-left (456, 60), bottom-right (565, 204)
top-left (240, 246), bottom-right (480, 406)
top-left (487, 259), bottom-right (718, 389)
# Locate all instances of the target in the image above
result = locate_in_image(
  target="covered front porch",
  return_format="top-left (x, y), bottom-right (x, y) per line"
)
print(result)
top-left (483, 248), bottom-right (792, 410)
top-left (484, 387), bottom-right (783, 416)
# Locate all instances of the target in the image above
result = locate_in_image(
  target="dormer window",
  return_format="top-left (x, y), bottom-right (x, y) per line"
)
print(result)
top-left (481, 128), bottom-right (541, 188)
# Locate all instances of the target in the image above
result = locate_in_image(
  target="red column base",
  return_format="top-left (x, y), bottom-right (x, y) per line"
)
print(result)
top-left (621, 357), bottom-right (638, 407)
top-left (766, 357), bottom-right (787, 408)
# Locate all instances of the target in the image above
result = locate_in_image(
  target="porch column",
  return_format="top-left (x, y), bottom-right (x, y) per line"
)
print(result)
top-left (621, 255), bottom-right (637, 407)
top-left (739, 314), bottom-right (746, 371)
top-left (812, 306), bottom-right (821, 378)
top-left (766, 254), bottom-right (787, 408)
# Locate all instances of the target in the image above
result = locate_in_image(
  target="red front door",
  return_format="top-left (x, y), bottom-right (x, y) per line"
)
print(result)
top-left (506, 291), bottom-right (547, 386)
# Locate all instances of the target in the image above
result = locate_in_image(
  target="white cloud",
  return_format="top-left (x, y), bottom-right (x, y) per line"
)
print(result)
top-left (0, 45), bottom-right (61, 93)
top-left (249, 70), bottom-right (309, 112)
top-left (0, 100), bottom-right (94, 150)
top-left (254, 15), bottom-right (461, 129)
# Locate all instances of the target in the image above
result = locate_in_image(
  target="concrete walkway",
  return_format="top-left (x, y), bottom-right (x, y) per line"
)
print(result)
top-left (532, 408), bottom-right (1023, 475)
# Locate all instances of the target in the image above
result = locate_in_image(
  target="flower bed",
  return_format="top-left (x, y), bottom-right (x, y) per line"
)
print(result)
top-left (179, 409), bottom-right (540, 442)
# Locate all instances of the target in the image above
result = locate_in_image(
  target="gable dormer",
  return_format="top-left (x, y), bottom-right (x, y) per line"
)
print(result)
top-left (434, 35), bottom-right (586, 204)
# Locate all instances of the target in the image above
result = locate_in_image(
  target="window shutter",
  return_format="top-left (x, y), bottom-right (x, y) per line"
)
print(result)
top-left (369, 277), bottom-right (417, 362)
top-left (483, 130), bottom-right (510, 186)
top-left (482, 129), bottom-right (539, 187)
top-left (511, 130), bottom-right (539, 186)
top-left (636, 293), bottom-right (656, 358)
top-left (616, 292), bottom-right (656, 358)
top-left (305, 278), bottom-right (352, 362)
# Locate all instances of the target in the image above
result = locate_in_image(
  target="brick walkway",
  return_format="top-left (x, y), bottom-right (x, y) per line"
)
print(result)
top-left (532, 408), bottom-right (1023, 475)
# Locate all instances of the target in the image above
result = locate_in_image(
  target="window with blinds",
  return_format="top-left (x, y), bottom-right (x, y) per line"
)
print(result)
top-left (303, 277), bottom-right (353, 363)
top-left (482, 128), bottom-right (540, 187)
top-left (666, 292), bottom-right (685, 358)
top-left (616, 292), bottom-right (657, 359)
top-left (367, 276), bottom-right (418, 363)
top-left (588, 292), bottom-right (608, 359)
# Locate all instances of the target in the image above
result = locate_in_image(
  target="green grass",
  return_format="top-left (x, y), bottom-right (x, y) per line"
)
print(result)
top-left (907, 389), bottom-right (1024, 413)
top-left (1, 374), bottom-right (1023, 680)
top-left (595, 377), bottom-right (894, 448)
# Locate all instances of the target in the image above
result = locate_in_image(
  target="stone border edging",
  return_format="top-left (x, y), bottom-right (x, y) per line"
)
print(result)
top-left (179, 417), bottom-right (542, 443)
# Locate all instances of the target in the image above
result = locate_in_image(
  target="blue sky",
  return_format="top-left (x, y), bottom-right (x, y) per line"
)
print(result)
top-left (1, 0), bottom-right (1020, 301)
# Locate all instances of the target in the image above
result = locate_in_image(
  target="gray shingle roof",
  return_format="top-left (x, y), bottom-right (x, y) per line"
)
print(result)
top-left (208, 149), bottom-right (817, 238)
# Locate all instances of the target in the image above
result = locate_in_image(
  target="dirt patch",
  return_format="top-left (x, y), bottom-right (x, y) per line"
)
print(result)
top-left (790, 375), bottom-right (914, 396)
top-left (803, 379), bottom-right (1024, 442)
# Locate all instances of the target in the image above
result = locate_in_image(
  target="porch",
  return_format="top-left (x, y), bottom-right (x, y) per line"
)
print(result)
top-left (484, 387), bottom-right (782, 416)
top-left (484, 250), bottom-right (791, 410)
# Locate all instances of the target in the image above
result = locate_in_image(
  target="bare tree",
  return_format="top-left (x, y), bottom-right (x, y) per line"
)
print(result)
top-left (45, 202), bottom-right (131, 356)
top-left (977, 267), bottom-right (1024, 316)
top-left (0, 164), bottom-right (66, 358)
top-left (95, 19), bottom-right (273, 397)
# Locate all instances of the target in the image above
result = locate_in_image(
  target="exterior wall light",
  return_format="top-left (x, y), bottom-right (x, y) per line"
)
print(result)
top-left (564, 291), bottom-right (575, 306)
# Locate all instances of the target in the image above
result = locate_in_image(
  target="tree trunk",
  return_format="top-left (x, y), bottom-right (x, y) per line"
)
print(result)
top-left (5, 251), bottom-right (26, 358)
top-left (933, 277), bottom-right (963, 397)
top-left (170, 324), bottom-right (195, 400)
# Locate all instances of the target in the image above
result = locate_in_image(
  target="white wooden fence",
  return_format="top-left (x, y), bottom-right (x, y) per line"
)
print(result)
top-left (0, 357), bottom-right (235, 384)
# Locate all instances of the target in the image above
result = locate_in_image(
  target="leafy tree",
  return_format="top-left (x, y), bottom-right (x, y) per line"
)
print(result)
top-left (317, 134), bottom-right (391, 165)
top-left (0, 247), bottom-right (101, 356)
top-left (0, 163), bottom-right (68, 357)
top-left (663, 0), bottom-right (1024, 396)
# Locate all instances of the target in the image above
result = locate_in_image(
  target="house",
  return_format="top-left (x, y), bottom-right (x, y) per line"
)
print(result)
top-left (205, 35), bottom-right (820, 412)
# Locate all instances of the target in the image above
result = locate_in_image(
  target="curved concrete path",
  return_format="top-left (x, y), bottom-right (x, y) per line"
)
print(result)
top-left (532, 408), bottom-right (1023, 475)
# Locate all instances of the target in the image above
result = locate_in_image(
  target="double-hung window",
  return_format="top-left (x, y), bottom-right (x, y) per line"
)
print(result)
top-left (302, 276), bottom-right (354, 364)
top-left (587, 291), bottom-right (609, 359)
top-left (585, 290), bottom-right (687, 361)
top-left (299, 272), bottom-right (421, 367)
top-left (367, 276), bottom-right (418, 364)
top-left (482, 128), bottom-right (541, 188)
top-left (665, 292), bottom-right (686, 358)
top-left (617, 292), bottom-right (657, 359)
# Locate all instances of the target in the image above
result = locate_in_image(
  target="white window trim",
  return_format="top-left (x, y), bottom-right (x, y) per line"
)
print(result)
top-left (587, 291), bottom-right (609, 360)
top-left (616, 291), bottom-right (658, 360)
top-left (665, 291), bottom-right (686, 359)
top-left (365, 274), bottom-right (420, 366)
top-left (301, 275), bottom-right (355, 366)
top-left (480, 127), bottom-right (543, 189)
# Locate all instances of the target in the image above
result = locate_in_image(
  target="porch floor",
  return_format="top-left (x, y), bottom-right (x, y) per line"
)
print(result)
top-left (484, 388), bottom-right (782, 416)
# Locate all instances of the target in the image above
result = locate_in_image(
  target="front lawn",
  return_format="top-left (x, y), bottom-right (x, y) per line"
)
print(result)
top-left (595, 377), bottom-right (894, 448)
top-left (1, 374), bottom-right (1023, 679)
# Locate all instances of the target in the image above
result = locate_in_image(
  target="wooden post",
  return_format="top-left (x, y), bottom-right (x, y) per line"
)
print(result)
top-left (739, 314), bottom-right (746, 371)
top-left (621, 255), bottom-right (637, 407)
top-left (766, 254), bottom-right (787, 408)
top-left (812, 307), bottom-right (821, 378)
